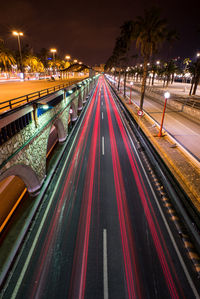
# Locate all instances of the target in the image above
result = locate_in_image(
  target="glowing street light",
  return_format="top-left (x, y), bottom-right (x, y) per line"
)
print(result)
top-left (197, 53), bottom-right (200, 58)
top-left (74, 59), bottom-right (78, 63)
top-left (158, 92), bottom-right (170, 137)
top-left (79, 61), bottom-right (82, 64)
top-left (12, 31), bottom-right (23, 73)
top-left (50, 48), bottom-right (57, 58)
top-left (50, 48), bottom-right (57, 75)
top-left (156, 60), bottom-right (160, 65)
top-left (65, 55), bottom-right (71, 60)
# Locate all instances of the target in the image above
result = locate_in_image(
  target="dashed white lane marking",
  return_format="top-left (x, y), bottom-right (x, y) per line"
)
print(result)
top-left (103, 229), bottom-right (109, 299)
top-left (102, 136), bottom-right (105, 155)
top-left (102, 112), bottom-right (104, 120)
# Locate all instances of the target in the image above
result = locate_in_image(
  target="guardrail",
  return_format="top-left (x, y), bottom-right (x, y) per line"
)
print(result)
top-left (0, 79), bottom-right (80, 114)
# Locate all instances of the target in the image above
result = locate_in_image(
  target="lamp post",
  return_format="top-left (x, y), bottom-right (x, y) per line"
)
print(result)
top-left (12, 31), bottom-right (23, 75)
top-left (65, 55), bottom-right (71, 78)
top-left (158, 92), bottom-right (170, 137)
top-left (129, 82), bottom-right (133, 104)
top-left (50, 48), bottom-right (57, 76)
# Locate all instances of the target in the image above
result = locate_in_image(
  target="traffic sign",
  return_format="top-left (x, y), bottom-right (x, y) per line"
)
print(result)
top-left (137, 110), bottom-right (144, 116)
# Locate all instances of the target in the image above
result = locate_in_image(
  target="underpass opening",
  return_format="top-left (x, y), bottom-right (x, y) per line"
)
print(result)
top-left (0, 175), bottom-right (29, 233)
top-left (0, 164), bottom-right (41, 196)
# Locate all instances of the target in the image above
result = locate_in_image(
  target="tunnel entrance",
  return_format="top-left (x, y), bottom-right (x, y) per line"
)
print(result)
top-left (0, 175), bottom-right (28, 233)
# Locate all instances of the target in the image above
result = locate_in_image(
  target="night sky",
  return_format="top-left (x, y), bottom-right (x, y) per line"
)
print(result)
top-left (0, 0), bottom-right (199, 66)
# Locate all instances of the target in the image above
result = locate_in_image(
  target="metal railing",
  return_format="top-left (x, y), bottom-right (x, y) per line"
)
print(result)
top-left (0, 79), bottom-right (80, 114)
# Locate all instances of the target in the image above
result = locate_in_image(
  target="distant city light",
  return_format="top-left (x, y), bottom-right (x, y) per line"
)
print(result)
top-left (50, 48), bottom-right (57, 53)
top-left (65, 55), bottom-right (71, 60)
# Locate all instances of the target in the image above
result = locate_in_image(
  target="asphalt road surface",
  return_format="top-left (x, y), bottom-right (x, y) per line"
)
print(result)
top-left (1, 76), bottom-right (199, 299)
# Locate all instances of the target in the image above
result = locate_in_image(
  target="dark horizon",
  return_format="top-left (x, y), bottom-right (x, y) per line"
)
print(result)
top-left (0, 0), bottom-right (199, 66)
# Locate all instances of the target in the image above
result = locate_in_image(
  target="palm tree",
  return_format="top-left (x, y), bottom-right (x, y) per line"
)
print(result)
top-left (0, 42), bottom-right (16, 77)
top-left (188, 60), bottom-right (200, 95)
top-left (23, 55), bottom-right (44, 73)
top-left (163, 60), bottom-right (177, 87)
top-left (133, 7), bottom-right (169, 111)
top-left (105, 21), bottom-right (133, 94)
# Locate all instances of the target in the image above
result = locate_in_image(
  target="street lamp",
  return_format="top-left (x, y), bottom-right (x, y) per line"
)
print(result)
top-left (50, 48), bottom-right (57, 75)
top-left (74, 59), bottom-right (78, 63)
top-left (158, 92), bottom-right (170, 137)
top-left (12, 31), bottom-right (23, 74)
top-left (156, 60), bottom-right (160, 65)
top-left (65, 55), bottom-right (71, 60)
top-left (197, 53), bottom-right (200, 58)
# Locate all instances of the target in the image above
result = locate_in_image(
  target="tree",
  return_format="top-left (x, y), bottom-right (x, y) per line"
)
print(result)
top-left (23, 55), bottom-right (44, 73)
top-left (188, 60), bottom-right (200, 95)
top-left (0, 41), bottom-right (16, 77)
top-left (105, 21), bottom-right (133, 95)
top-left (37, 48), bottom-right (50, 70)
top-left (133, 7), bottom-right (169, 110)
top-left (163, 60), bottom-right (177, 87)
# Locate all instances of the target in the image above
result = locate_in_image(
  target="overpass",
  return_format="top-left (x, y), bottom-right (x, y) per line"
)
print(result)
top-left (0, 75), bottom-right (99, 196)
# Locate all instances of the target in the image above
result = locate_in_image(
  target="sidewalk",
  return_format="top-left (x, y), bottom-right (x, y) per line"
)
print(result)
top-left (113, 84), bottom-right (200, 212)
top-left (131, 80), bottom-right (200, 99)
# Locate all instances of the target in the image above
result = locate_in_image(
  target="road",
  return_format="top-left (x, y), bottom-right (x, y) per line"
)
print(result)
top-left (1, 76), bottom-right (199, 299)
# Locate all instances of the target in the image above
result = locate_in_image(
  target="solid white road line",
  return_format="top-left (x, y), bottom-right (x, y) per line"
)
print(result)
top-left (102, 112), bottom-right (104, 120)
top-left (102, 136), bottom-right (104, 155)
top-left (103, 229), bottom-right (109, 299)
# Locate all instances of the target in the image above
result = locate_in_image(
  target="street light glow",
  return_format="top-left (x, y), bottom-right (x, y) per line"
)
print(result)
top-left (74, 59), bottom-right (78, 63)
top-left (197, 53), bottom-right (200, 57)
top-left (12, 31), bottom-right (23, 36)
top-left (164, 92), bottom-right (170, 99)
top-left (50, 48), bottom-right (57, 53)
top-left (65, 55), bottom-right (71, 60)
top-left (156, 60), bottom-right (160, 65)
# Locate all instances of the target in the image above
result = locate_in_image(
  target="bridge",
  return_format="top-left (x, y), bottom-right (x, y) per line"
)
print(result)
top-left (0, 75), bottom-right (98, 196)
